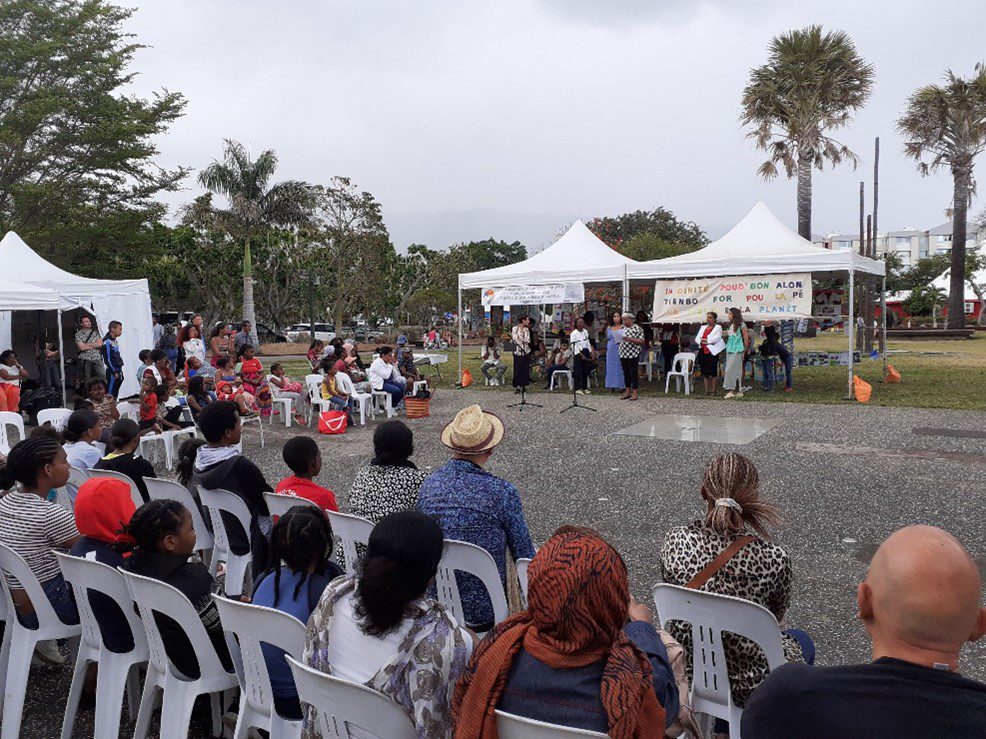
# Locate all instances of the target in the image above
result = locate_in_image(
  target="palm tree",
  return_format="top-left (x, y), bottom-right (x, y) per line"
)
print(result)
top-left (897, 64), bottom-right (986, 329)
top-left (741, 26), bottom-right (874, 240)
top-left (198, 140), bottom-right (312, 338)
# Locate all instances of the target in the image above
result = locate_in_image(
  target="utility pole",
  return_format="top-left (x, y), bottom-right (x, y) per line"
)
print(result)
top-left (858, 182), bottom-right (865, 350)
top-left (873, 137), bottom-right (883, 355)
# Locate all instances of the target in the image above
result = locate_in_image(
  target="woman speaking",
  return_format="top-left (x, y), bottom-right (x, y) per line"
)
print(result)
top-left (511, 315), bottom-right (532, 392)
top-left (695, 312), bottom-right (725, 396)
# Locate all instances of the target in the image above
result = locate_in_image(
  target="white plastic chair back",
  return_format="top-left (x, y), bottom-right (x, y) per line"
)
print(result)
top-left (55, 552), bottom-right (148, 739)
top-left (116, 401), bottom-right (140, 422)
top-left (87, 468), bottom-right (145, 508)
top-left (198, 486), bottom-right (253, 597)
top-left (143, 477), bottom-right (214, 556)
top-left (436, 539), bottom-right (508, 630)
top-left (495, 710), bottom-right (608, 737)
top-left (64, 464), bottom-right (90, 505)
top-left (652, 583), bottom-right (786, 737)
top-left (264, 491), bottom-right (320, 518)
top-left (515, 557), bottom-right (531, 607)
top-left (286, 655), bottom-right (417, 739)
top-left (305, 375), bottom-right (332, 425)
top-left (0, 411), bottom-right (25, 455)
top-left (664, 352), bottom-right (696, 395)
top-left (326, 511), bottom-right (373, 575)
top-left (213, 596), bottom-right (305, 738)
top-left (37, 407), bottom-right (72, 431)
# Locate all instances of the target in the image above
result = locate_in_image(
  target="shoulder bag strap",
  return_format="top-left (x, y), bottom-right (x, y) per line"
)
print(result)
top-left (685, 534), bottom-right (756, 590)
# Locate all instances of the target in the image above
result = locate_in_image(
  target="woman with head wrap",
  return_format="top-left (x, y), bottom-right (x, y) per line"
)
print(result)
top-left (453, 526), bottom-right (679, 737)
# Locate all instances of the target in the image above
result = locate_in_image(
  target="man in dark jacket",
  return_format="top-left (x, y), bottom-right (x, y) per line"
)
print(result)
top-left (191, 401), bottom-right (272, 580)
top-left (101, 320), bottom-right (125, 396)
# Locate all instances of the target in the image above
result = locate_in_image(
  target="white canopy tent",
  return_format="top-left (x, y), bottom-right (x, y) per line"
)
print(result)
top-left (0, 277), bottom-right (70, 404)
top-left (627, 203), bottom-right (887, 398)
top-left (456, 220), bottom-right (637, 375)
top-left (0, 232), bottom-right (154, 398)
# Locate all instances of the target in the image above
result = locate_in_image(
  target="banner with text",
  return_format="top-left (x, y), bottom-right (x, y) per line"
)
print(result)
top-left (652, 273), bottom-right (812, 323)
top-left (481, 283), bottom-right (585, 307)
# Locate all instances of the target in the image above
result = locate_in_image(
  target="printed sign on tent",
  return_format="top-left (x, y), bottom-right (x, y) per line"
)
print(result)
top-left (481, 283), bottom-right (585, 307)
top-left (652, 273), bottom-right (812, 323)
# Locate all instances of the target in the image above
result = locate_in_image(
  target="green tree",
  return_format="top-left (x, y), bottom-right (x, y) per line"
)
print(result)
top-left (897, 63), bottom-right (986, 328)
top-left (619, 232), bottom-right (694, 261)
top-left (586, 208), bottom-right (707, 252)
top-left (903, 284), bottom-right (946, 317)
top-left (886, 252), bottom-right (950, 293)
top-left (741, 25), bottom-right (874, 240)
top-left (0, 0), bottom-right (187, 269)
top-left (198, 139), bottom-right (313, 338)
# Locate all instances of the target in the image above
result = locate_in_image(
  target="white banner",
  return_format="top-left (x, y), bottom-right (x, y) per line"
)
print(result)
top-left (481, 283), bottom-right (584, 307)
top-left (652, 273), bottom-right (812, 323)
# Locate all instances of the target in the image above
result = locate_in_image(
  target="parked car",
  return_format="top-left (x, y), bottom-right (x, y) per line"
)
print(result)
top-left (256, 322), bottom-right (288, 343)
top-left (286, 322), bottom-right (335, 343)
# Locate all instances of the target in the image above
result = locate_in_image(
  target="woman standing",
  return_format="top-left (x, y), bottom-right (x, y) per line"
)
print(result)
top-left (182, 324), bottom-right (206, 365)
top-left (723, 307), bottom-right (750, 399)
top-left (695, 312), bottom-right (725, 396)
top-left (604, 310), bottom-right (625, 391)
top-left (208, 323), bottom-right (232, 367)
top-left (618, 313), bottom-right (646, 401)
top-left (510, 315), bottom-right (532, 392)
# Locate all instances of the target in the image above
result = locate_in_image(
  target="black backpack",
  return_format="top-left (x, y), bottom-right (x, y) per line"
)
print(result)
top-left (19, 385), bottom-right (61, 422)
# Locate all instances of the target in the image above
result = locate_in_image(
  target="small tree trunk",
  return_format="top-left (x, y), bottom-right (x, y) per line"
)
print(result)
top-left (335, 291), bottom-right (344, 342)
top-left (796, 154), bottom-right (813, 241)
top-left (242, 236), bottom-right (258, 341)
top-left (947, 167), bottom-right (970, 329)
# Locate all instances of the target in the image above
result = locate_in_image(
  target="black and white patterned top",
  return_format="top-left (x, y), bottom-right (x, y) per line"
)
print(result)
top-left (348, 463), bottom-right (429, 523)
top-left (660, 520), bottom-right (805, 706)
top-left (617, 323), bottom-right (645, 359)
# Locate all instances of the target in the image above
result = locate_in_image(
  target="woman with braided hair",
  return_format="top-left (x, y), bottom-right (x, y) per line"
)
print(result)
top-left (0, 436), bottom-right (79, 640)
top-left (453, 525), bottom-right (679, 737)
top-left (660, 452), bottom-right (814, 733)
top-left (252, 506), bottom-right (344, 721)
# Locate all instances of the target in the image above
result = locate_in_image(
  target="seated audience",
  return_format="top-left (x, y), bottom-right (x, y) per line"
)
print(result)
top-left (307, 339), bottom-right (324, 372)
top-left (182, 324), bottom-right (207, 365)
top-left (93, 418), bottom-right (156, 503)
top-left (349, 420), bottom-right (427, 523)
top-left (123, 499), bottom-right (232, 678)
top-left (252, 506), bottom-right (344, 721)
top-left (453, 526), bottom-right (679, 735)
top-left (82, 378), bottom-right (119, 444)
top-left (62, 408), bottom-right (103, 470)
top-left (367, 345), bottom-right (405, 408)
top-left (185, 374), bottom-right (212, 419)
top-left (742, 525), bottom-right (986, 738)
top-left (543, 340), bottom-right (572, 389)
top-left (267, 361), bottom-right (307, 425)
top-left (660, 452), bottom-right (813, 722)
top-left (69, 476), bottom-right (137, 653)
top-left (144, 348), bottom-right (177, 392)
top-left (480, 336), bottom-right (507, 386)
top-left (0, 437), bottom-right (79, 638)
top-left (759, 322), bottom-right (794, 393)
top-left (274, 435), bottom-right (339, 512)
top-left (398, 344), bottom-right (420, 383)
top-left (215, 356), bottom-right (258, 417)
top-left (340, 342), bottom-right (367, 382)
top-left (138, 374), bottom-right (163, 435)
top-left (302, 511), bottom-right (472, 736)
top-left (236, 344), bottom-right (271, 416)
top-left (319, 360), bottom-right (352, 420)
top-left (418, 404), bottom-right (535, 631)
top-left (136, 349), bottom-right (152, 380)
top-left (189, 400), bottom-right (272, 576)
top-left (0, 349), bottom-right (28, 412)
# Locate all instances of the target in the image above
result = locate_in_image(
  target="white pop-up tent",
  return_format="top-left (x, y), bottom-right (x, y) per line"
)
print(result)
top-left (456, 220), bottom-right (637, 375)
top-left (0, 232), bottom-right (154, 398)
top-left (627, 203), bottom-right (887, 397)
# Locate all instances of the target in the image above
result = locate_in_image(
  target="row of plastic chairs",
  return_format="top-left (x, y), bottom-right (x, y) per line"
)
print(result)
top-left (304, 373), bottom-right (396, 428)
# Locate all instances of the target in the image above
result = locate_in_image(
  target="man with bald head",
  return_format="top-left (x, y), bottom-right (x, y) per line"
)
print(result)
top-left (742, 525), bottom-right (986, 737)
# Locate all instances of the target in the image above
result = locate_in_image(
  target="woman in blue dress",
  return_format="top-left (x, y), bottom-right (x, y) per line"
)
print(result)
top-left (604, 310), bottom-right (625, 390)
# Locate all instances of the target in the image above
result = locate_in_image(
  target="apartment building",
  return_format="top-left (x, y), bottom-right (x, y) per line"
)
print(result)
top-left (814, 221), bottom-right (980, 268)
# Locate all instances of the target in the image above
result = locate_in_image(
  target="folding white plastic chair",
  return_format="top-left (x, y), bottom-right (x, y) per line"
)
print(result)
top-left (214, 596), bottom-right (306, 739)
top-left (549, 369), bottom-right (573, 390)
top-left (326, 511), bottom-right (374, 576)
top-left (639, 347), bottom-right (655, 383)
top-left (350, 391), bottom-right (374, 426)
top-left (263, 491), bottom-right (320, 518)
top-left (198, 486), bottom-right (253, 597)
top-left (143, 477), bottom-right (215, 570)
top-left (305, 375), bottom-right (333, 427)
top-left (269, 396), bottom-right (293, 427)
top-left (371, 390), bottom-right (395, 419)
top-left (121, 569), bottom-right (238, 739)
top-left (239, 412), bottom-right (265, 448)
top-left (138, 430), bottom-right (170, 467)
top-left (495, 710), bottom-right (608, 738)
top-left (652, 583), bottom-right (787, 738)
top-left (163, 426), bottom-right (198, 466)
top-left (435, 539), bottom-right (509, 632)
top-left (411, 379), bottom-right (428, 395)
top-left (37, 407), bottom-right (72, 431)
top-left (286, 655), bottom-right (417, 739)
top-left (60, 464), bottom-right (90, 507)
top-left (116, 401), bottom-right (140, 422)
top-left (515, 557), bottom-right (531, 607)
top-left (55, 553), bottom-right (148, 739)
top-left (0, 411), bottom-right (25, 455)
top-left (664, 352), bottom-right (696, 395)
top-left (87, 468), bottom-right (146, 508)
top-left (0, 544), bottom-right (83, 739)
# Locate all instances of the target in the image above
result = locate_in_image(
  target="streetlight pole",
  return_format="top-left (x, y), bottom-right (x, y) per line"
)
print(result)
top-left (308, 273), bottom-right (319, 341)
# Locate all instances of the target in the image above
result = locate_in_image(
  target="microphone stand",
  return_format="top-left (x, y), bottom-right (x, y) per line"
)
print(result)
top-left (507, 350), bottom-right (541, 411)
top-left (561, 352), bottom-right (595, 414)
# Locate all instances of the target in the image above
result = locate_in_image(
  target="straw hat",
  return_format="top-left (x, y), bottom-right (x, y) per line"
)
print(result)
top-left (441, 404), bottom-right (505, 455)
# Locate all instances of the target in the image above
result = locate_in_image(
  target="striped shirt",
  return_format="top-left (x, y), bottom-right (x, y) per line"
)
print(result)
top-left (0, 490), bottom-right (79, 587)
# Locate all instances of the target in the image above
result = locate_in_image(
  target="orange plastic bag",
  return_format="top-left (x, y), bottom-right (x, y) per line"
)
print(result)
top-left (459, 368), bottom-right (473, 387)
top-left (853, 375), bottom-right (872, 403)
top-left (885, 364), bottom-right (901, 384)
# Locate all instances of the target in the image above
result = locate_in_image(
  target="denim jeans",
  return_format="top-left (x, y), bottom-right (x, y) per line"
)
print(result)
top-left (18, 573), bottom-right (80, 628)
top-left (761, 353), bottom-right (794, 391)
top-left (380, 380), bottom-right (404, 406)
top-left (543, 363), bottom-right (569, 387)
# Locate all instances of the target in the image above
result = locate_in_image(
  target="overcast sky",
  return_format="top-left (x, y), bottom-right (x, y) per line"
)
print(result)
top-left (125, 0), bottom-right (986, 251)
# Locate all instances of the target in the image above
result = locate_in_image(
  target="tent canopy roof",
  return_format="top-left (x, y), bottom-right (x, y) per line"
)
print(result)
top-left (0, 276), bottom-right (60, 311)
top-left (627, 202), bottom-right (886, 280)
top-left (458, 220), bottom-right (635, 289)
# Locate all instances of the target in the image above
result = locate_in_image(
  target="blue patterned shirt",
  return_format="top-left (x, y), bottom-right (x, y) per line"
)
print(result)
top-left (418, 458), bottom-right (535, 628)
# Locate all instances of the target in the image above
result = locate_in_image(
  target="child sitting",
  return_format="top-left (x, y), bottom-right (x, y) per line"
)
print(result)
top-left (185, 375), bottom-right (212, 419)
top-left (123, 499), bottom-right (232, 678)
top-left (274, 436), bottom-right (338, 512)
top-left (236, 345), bottom-right (271, 416)
top-left (320, 360), bottom-right (353, 424)
top-left (215, 357), bottom-right (257, 417)
top-left (82, 378), bottom-right (119, 444)
top-left (267, 362), bottom-right (307, 425)
top-left (251, 507), bottom-right (343, 720)
top-left (137, 349), bottom-right (153, 379)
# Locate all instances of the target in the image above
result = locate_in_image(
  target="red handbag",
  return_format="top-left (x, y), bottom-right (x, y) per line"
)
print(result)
top-left (317, 410), bottom-right (348, 434)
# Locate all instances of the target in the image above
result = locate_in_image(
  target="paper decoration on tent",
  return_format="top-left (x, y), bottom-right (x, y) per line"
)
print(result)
top-left (652, 273), bottom-right (812, 323)
top-left (481, 283), bottom-right (585, 307)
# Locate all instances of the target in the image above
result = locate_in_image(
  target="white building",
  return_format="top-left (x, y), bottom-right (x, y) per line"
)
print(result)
top-left (814, 220), bottom-right (981, 268)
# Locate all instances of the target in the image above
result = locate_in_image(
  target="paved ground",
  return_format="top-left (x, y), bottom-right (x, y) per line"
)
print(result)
top-left (19, 387), bottom-right (986, 736)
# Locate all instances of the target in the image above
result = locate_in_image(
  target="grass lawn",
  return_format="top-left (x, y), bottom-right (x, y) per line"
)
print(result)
top-left (277, 332), bottom-right (986, 411)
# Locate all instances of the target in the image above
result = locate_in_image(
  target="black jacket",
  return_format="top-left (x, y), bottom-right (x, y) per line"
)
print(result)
top-left (94, 452), bottom-right (155, 503)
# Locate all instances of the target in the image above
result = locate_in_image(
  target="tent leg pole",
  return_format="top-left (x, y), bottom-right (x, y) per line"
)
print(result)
top-left (881, 275), bottom-right (887, 374)
top-left (57, 310), bottom-right (66, 407)
top-left (457, 288), bottom-right (463, 383)
top-left (847, 271), bottom-right (855, 401)
top-left (622, 270), bottom-right (630, 313)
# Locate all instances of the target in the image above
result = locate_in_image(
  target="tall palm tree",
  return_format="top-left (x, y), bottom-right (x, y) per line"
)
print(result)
top-left (198, 139), bottom-right (312, 338)
top-left (897, 64), bottom-right (986, 329)
top-left (741, 26), bottom-right (874, 239)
